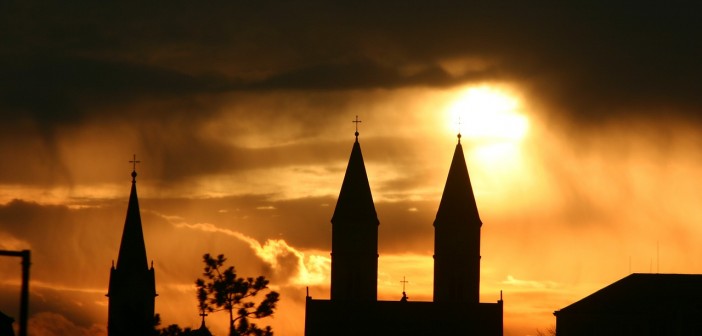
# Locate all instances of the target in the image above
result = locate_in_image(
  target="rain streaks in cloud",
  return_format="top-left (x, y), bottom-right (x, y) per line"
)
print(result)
top-left (2, 2), bottom-right (702, 335)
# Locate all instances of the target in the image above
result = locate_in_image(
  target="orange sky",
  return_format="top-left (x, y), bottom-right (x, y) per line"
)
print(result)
top-left (2, 3), bottom-right (702, 336)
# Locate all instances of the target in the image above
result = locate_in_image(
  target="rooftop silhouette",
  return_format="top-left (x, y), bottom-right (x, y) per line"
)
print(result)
top-left (555, 273), bottom-right (702, 335)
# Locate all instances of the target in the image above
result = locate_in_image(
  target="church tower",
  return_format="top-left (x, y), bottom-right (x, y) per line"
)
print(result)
top-left (433, 134), bottom-right (482, 303)
top-left (305, 126), bottom-right (503, 336)
top-left (107, 160), bottom-right (156, 336)
top-left (330, 117), bottom-right (379, 301)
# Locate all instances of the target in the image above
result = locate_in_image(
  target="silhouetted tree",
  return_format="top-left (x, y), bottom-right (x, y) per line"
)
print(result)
top-left (153, 314), bottom-right (162, 335)
top-left (154, 314), bottom-right (194, 336)
top-left (158, 324), bottom-right (194, 336)
top-left (196, 253), bottom-right (280, 336)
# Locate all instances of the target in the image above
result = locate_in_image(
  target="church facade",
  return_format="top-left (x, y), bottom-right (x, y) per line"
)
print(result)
top-left (305, 129), bottom-right (503, 335)
top-left (107, 166), bottom-right (157, 336)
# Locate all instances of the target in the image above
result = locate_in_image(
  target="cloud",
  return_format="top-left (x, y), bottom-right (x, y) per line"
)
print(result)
top-left (0, 55), bottom-right (229, 121)
top-left (246, 59), bottom-right (497, 90)
top-left (0, 282), bottom-right (109, 333)
top-left (0, 195), bottom-right (334, 335)
top-left (0, 231), bottom-right (30, 251)
top-left (2, 2), bottom-right (702, 335)
top-left (173, 221), bottom-right (330, 286)
top-left (501, 275), bottom-right (562, 290)
top-left (28, 312), bottom-right (106, 336)
top-left (3, 2), bottom-right (701, 131)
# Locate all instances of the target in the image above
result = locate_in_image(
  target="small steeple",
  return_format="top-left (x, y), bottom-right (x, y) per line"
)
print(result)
top-left (400, 276), bottom-right (409, 302)
top-left (194, 311), bottom-right (212, 336)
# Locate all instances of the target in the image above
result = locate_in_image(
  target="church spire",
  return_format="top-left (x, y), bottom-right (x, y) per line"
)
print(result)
top-left (331, 117), bottom-right (378, 225)
top-left (433, 136), bottom-right (483, 303)
top-left (108, 156), bottom-right (156, 336)
top-left (116, 156), bottom-right (148, 271)
top-left (330, 118), bottom-right (379, 301)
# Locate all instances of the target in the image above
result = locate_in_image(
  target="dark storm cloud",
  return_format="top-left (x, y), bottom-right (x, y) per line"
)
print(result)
top-left (141, 134), bottom-right (350, 184)
top-left (248, 60), bottom-right (497, 90)
top-left (1, 0), bottom-right (699, 194)
top-left (2, 1), bottom-right (700, 133)
top-left (0, 55), bottom-right (230, 123)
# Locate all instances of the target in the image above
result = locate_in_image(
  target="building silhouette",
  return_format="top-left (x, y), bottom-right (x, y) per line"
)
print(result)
top-left (434, 133), bottom-right (482, 304)
top-left (107, 166), bottom-right (157, 336)
top-left (191, 314), bottom-right (213, 336)
top-left (554, 273), bottom-right (702, 335)
top-left (304, 127), bottom-right (503, 335)
top-left (0, 311), bottom-right (14, 336)
top-left (329, 127), bottom-right (379, 303)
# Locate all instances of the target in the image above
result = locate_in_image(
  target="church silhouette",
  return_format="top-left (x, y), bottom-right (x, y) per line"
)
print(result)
top-left (105, 120), bottom-right (504, 335)
top-left (304, 123), bottom-right (504, 335)
top-left (107, 158), bottom-right (215, 336)
top-left (107, 161), bottom-right (157, 336)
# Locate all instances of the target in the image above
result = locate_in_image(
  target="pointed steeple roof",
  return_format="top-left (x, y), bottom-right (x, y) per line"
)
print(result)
top-left (116, 169), bottom-right (149, 271)
top-left (435, 134), bottom-right (482, 225)
top-left (331, 129), bottom-right (378, 224)
top-left (193, 313), bottom-right (213, 336)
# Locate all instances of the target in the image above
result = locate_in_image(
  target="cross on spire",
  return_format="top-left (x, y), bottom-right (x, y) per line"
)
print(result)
top-left (129, 154), bottom-right (140, 171)
top-left (352, 115), bottom-right (362, 139)
top-left (400, 276), bottom-right (409, 302)
top-left (457, 116), bottom-right (462, 143)
top-left (400, 276), bottom-right (409, 292)
top-left (198, 310), bottom-right (209, 330)
top-left (129, 154), bottom-right (141, 182)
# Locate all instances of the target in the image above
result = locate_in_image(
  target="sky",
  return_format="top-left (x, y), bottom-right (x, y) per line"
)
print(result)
top-left (1, 1), bottom-right (702, 335)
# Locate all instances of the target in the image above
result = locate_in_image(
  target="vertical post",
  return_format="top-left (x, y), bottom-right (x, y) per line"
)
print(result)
top-left (0, 250), bottom-right (30, 336)
top-left (19, 250), bottom-right (30, 336)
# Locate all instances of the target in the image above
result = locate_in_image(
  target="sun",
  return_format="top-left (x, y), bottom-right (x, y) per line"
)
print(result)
top-left (442, 85), bottom-right (530, 174)
top-left (446, 86), bottom-right (528, 141)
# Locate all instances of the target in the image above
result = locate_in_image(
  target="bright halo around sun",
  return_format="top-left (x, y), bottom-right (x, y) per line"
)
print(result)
top-left (446, 86), bottom-right (528, 141)
top-left (443, 85), bottom-right (530, 173)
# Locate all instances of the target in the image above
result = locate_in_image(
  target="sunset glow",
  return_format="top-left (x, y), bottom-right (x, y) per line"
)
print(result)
top-left (446, 86), bottom-right (528, 141)
top-left (2, 3), bottom-right (700, 336)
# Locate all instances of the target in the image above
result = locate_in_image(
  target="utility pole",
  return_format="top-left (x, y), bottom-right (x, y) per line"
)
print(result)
top-left (0, 249), bottom-right (30, 336)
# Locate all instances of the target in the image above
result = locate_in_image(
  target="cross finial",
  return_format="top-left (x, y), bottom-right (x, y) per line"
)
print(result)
top-left (400, 276), bottom-right (409, 302)
top-left (199, 311), bottom-right (208, 327)
top-left (457, 116), bottom-right (462, 144)
top-left (129, 154), bottom-right (141, 182)
top-left (352, 115), bottom-right (362, 139)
